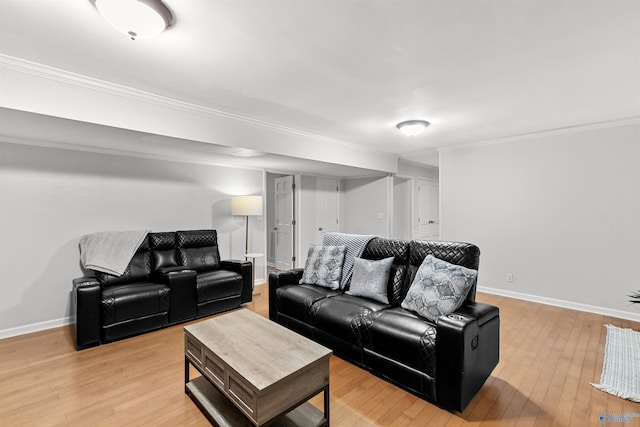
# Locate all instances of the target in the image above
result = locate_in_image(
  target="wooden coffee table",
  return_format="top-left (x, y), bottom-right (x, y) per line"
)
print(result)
top-left (184, 309), bottom-right (332, 426)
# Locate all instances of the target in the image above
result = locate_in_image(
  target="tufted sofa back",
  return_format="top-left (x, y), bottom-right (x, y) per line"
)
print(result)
top-left (407, 240), bottom-right (481, 304)
top-left (95, 235), bottom-right (151, 286)
top-left (360, 237), bottom-right (410, 306)
top-left (94, 230), bottom-right (225, 285)
top-left (176, 230), bottom-right (221, 272)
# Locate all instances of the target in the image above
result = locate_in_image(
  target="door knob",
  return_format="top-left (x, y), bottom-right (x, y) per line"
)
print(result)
top-left (318, 227), bottom-right (324, 231)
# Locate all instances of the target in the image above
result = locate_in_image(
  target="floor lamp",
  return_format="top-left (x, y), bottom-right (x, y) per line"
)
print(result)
top-left (231, 195), bottom-right (263, 294)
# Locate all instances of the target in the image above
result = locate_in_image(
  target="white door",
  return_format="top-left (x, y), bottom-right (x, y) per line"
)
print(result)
top-left (274, 176), bottom-right (295, 270)
top-left (416, 178), bottom-right (439, 240)
top-left (315, 177), bottom-right (340, 243)
top-left (392, 176), bottom-right (412, 240)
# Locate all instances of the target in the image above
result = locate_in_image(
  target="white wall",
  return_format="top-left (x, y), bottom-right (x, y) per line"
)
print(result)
top-left (397, 159), bottom-right (439, 180)
top-left (440, 121), bottom-right (640, 320)
top-left (341, 176), bottom-right (391, 236)
top-left (0, 141), bottom-right (265, 337)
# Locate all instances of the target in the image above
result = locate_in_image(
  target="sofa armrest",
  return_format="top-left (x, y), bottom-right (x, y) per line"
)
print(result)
top-left (435, 302), bottom-right (500, 411)
top-left (72, 277), bottom-right (101, 350)
top-left (268, 268), bottom-right (303, 320)
top-left (220, 259), bottom-right (253, 304)
top-left (154, 269), bottom-right (197, 323)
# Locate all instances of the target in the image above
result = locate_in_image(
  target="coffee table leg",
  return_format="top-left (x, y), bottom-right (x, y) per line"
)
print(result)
top-left (184, 357), bottom-right (190, 391)
top-left (324, 384), bottom-right (330, 426)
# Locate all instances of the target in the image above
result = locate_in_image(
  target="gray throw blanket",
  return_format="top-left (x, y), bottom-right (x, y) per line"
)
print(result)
top-left (323, 232), bottom-right (375, 289)
top-left (79, 230), bottom-right (150, 276)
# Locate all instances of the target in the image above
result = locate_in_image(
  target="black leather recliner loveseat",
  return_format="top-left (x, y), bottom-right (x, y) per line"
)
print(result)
top-left (269, 238), bottom-right (500, 412)
top-left (73, 229), bottom-right (252, 350)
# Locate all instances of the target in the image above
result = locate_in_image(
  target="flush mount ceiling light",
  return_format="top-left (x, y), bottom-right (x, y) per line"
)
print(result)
top-left (396, 120), bottom-right (430, 137)
top-left (94, 0), bottom-right (173, 40)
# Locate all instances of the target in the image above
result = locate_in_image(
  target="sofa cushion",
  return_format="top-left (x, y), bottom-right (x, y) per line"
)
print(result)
top-left (401, 255), bottom-right (478, 322)
top-left (275, 284), bottom-right (340, 324)
top-left (177, 230), bottom-right (221, 271)
top-left (101, 282), bottom-right (170, 326)
top-left (149, 232), bottom-right (178, 271)
top-left (179, 246), bottom-right (220, 272)
top-left (95, 251), bottom-right (151, 286)
top-left (312, 294), bottom-right (389, 346)
top-left (346, 257), bottom-right (394, 304)
top-left (362, 307), bottom-right (437, 377)
top-left (196, 270), bottom-right (242, 303)
top-left (152, 249), bottom-right (178, 271)
top-left (299, 245), bottom-right (347, 290)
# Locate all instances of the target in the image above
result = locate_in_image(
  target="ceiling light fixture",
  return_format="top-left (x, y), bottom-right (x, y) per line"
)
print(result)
top-left (94, 0), bottom-right (173, 40)
top-left (396, 120), bottom-right (430, 137)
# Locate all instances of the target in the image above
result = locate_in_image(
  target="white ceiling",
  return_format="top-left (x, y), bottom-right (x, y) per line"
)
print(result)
top-left (1, 0), bottom-right (639, 167)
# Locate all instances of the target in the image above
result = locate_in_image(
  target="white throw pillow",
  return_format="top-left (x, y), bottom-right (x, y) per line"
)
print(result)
top-left (346, 257), bottom-right (395, 304)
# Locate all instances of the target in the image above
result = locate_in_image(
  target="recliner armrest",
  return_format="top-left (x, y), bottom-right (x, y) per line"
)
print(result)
top-left (268, 269), bottom-right (303, 320)
top-left (154, 269), bottom-right (197, 323)
top-left (155, 266), bottom-right (192, 274)
top-left (220, 259), bottom-right (253, 304)
top-left (435, 302), bottom-right (500, 411)
top-left (72, 277), bottom-right (101, 350)
top-left (454, 302), bottom-right (499, 326)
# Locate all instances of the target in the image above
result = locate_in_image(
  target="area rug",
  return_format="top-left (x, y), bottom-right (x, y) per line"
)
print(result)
top-left (591, 324), bottom-right (640, 402)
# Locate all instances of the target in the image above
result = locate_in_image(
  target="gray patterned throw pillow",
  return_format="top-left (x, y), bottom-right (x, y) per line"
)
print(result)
top-left (346, 257), bottom-right (394, 304)
top-left (401, 255), bottom-right (478, 322)
top-left (299, 245), bottom-right (347, 289)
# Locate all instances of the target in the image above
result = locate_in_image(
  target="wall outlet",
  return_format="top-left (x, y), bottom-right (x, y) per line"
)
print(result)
top-left (506, 273), bottom-right (513, 283)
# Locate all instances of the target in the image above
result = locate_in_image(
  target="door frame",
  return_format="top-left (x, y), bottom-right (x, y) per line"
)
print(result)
top-left (391, 174), bottom-right (415, 240)
top-left (265, 171), bottom-right (297, 270)
top-left (414, 177), bottom-right (439, 240)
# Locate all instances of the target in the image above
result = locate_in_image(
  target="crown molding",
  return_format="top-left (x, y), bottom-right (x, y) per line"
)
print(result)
top-left (437, 116), bottom-right (640, 153)
top-left (0, 54), bottom-right (399, 172)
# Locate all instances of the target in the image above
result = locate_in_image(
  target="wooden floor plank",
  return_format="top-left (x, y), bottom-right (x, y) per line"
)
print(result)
top-left (1, 287), bottom-right (639, 426)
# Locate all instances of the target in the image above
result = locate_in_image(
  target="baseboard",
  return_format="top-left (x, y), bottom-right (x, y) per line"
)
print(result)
top-left (478, 286), bottom-right (640, 323)
top-left (0, 316), bottom-right (72, 340)
top-left (4, 288), bottom-right (637, 340)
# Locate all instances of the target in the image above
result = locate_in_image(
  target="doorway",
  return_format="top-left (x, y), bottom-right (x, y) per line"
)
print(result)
top-left (416, 178), bottom-right (439, 240)
top-left (315, 177), bottom-right (340, 243)
top-left (392, 176), bottom-right (412, 240)
top-left (267, 173), bottom-right (296, 271)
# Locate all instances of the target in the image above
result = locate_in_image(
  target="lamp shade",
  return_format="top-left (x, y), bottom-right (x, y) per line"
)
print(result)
top-left (231, 195), bottom-right (263, 216)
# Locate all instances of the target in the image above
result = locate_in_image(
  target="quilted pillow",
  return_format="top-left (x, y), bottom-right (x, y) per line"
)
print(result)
top-left (401, 255), bottom-right (478, 322)
top-left (346, 257), bottom-right (394, 304)
top-left (299, 245), bottom-right (347, 289)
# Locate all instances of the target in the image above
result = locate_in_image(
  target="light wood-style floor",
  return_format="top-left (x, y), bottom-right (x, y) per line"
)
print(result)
top-left (1, 284), bottom-right (639, 426)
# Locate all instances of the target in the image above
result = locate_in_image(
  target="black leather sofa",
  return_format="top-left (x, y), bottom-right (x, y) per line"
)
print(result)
top-left (269, 238), bottom-right (499, 412)
top-left (73, 229), bottom-right (252, 350)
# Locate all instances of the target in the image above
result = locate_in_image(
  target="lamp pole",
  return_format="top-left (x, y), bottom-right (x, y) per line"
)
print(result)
top-left (244, 214), bottom-right (249, 255)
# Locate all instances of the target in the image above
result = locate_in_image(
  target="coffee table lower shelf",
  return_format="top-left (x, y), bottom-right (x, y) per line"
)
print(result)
top-left (186, 376), bottom-right (327, 427)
